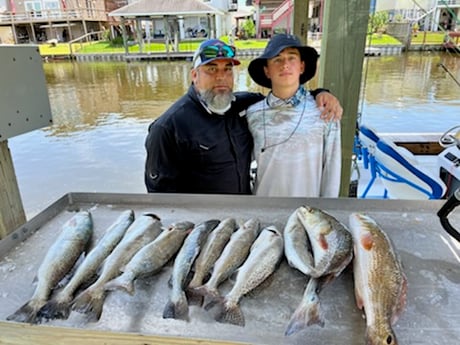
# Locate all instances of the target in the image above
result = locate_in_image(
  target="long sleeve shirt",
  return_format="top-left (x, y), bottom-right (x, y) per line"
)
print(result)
top-left (246, 86), bottom-right (342, 197)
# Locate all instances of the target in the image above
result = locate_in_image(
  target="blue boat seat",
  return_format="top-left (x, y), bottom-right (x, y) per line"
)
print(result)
top-left (374, 139), bottom-right (447, 199)
top-left (357, 124), bottom-right (446, 199)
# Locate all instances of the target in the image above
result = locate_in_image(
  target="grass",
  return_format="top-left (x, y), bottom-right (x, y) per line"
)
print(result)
top-left (38, 32), bottom-right (445, 56)
top-left (410, 31), bottom-right (446, 44)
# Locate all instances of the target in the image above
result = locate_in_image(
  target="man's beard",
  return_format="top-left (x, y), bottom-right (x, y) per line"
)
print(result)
top-left (199, 89), bottom-right (233, 114)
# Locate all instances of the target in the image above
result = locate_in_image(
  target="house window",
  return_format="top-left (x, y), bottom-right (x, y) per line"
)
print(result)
top-left (25, 1), bottom-right (43, 18)
top-left (44, 0), bottom-right (60, 17)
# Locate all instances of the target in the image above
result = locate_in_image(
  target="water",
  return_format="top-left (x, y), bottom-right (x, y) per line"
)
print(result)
top-left (7, 52), bottom-right (460, 218)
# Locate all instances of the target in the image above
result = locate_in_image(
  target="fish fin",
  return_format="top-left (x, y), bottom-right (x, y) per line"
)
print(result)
top-left (6, 301), bottom-right (39, 324)
top-left (285, 294), bottom-right (324, 336)
top-left (71, 289), bottom-right (106, 322)
top-left (37, 298), bottom-right (71, 321)
top-left (104, 275), bottom-right (135, 296)
top-left (215, 301), bottom-right (245, 326)
top-left (360, 232), bottom-right (374, 251)
top-left (189, 285), bottom-right (221, 310)
top-left (186, 288), bottom-right (204, 307)
top-left (392, 274), bottom-right (408, 325)
top-left (319, 234), bottom-right (329, 250)
top-left (162, 292), bottom-right (189, 321)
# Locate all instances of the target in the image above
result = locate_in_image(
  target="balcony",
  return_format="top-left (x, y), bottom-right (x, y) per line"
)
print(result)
top-left (437, 0), bottom-right (460, 6)
top-left (0, 8), bottom-right (107, 25)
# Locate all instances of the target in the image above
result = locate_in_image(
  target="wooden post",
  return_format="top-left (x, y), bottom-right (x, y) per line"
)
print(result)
top-left (293, 0), bottom-right (309, 44)
top-left (317, 0), bottom-right (371, 197)
top-left (0, 140), bottom-right (26, 239)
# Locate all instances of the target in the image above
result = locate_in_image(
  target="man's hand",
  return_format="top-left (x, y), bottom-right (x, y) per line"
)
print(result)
top-left (315, 91), bottom-right (343, 122)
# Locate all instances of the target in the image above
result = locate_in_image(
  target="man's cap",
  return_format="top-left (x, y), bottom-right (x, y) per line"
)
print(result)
top-left (248, 34), bottom-right (319, 88)
top-left (192, 39), bottom-right (241, 69)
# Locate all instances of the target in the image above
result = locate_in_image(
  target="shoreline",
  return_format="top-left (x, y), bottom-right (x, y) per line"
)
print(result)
top-left (42, 44), bottom-right (447, 62)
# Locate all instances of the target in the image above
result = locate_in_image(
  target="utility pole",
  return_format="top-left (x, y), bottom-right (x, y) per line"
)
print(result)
top-left (318, 0), bottom-right (371, 197)
top-left (293, 0), bottom-right (309, 44)
top-left (293, 0), bottom-right (372, 197)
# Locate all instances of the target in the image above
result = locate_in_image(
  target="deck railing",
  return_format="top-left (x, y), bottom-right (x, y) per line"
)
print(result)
top-left (0, 8), bottom-right (107, 24)
top-left (438, 0), bottom-right (460, 6)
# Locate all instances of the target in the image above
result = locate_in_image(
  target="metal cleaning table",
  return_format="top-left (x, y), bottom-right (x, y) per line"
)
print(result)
top-left (0, 193), bottom-right (459, 345)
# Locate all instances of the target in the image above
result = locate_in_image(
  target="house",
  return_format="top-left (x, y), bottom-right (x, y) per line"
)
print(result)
top-left (0, 0), bottom-right (118, 44)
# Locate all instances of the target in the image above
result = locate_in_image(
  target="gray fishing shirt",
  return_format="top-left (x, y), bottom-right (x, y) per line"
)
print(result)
top-left (246, 86), bottom-right (341, 197)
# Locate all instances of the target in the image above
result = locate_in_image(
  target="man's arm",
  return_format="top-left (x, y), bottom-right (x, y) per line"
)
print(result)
top-left (144, 122), bottom-right (180, 192)
top-left (310, 89), bottom-right (343, 122)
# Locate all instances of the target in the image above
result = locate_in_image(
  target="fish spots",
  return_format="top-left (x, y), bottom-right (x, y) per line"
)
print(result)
top-left (360, 233), bottom-right (374, 251)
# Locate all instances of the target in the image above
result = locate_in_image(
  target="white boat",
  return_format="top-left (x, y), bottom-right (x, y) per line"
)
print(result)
top-left (354, 124), bottom-right (460, 200)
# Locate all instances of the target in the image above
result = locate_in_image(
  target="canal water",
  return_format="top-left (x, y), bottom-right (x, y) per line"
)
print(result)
top-left (8, 51), bottom-right (460, 218)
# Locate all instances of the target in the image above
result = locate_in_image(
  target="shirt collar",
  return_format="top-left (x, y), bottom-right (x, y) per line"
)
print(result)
top-left (266, 85), bottom-right (307, 107)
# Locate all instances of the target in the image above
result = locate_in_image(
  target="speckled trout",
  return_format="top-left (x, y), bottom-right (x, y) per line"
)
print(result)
top-left (38, 209), bottom-right (135, 320)
top-left (191, 218), bottom-right (261, 303)
top-left (104, 220), bottom-right (194, 295)
top-left (215, 226), bottom-right (284, 326)
top-left (188, 218), bottom-right (237, 290)
top-left (7, 211), bottom-right (93, 323)
top-left (163, 219), bottom-right (220, 321)
top-left (71, 213), bottom-right (162, 321)
top-left (349, 213), bottom-right (407, 345)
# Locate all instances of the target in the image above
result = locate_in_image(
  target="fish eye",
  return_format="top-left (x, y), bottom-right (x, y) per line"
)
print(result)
top-left (386, 335), bottom-right (393, 344)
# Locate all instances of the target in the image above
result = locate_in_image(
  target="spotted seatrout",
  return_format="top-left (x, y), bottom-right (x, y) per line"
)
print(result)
top-left (7, 211), bottom-right (93, 323)
top-left (188, 218), bottom-right (237, 290)
top-left (349, 212), bottom-right (407, 345)
top-left (162, 219), bottom-right (220, 321)
top-left (104, 220), bottom-right (194, 295)
top-left (214, 226), bottom-right (284, 326)
top-left (191, 218), bottom-right (261, 303)
top-left (38, 209), bottom-right (135, 321)
top-left (71, 213), bottom-right (162, 321)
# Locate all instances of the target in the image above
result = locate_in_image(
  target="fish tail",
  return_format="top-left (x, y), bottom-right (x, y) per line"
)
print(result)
top-left (215, 301), bottom-right (245, 326)
top-left (162, 292), bottom-right (189, 321)
top-left (186, 287), bottom-right (204, 307)
top-left (6, 301), bottom-right (39, 324)
top-left (104, 275), bottom-right (135, 296)
top-left (285, 298), bottom-right (325, 336)
top-left (71, 288), bottom-right (106, 322)
top-left (37, 298), bottom-right (71, 321)
top-left (188, 285), bottom-right (219, 309)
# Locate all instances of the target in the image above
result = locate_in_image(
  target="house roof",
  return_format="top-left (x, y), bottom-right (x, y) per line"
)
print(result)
top-left (109, 0), bottom-right (224, 18)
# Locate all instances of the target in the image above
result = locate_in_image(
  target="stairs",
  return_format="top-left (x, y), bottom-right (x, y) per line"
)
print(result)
top-left (255, 0), bottom-right (294, 35)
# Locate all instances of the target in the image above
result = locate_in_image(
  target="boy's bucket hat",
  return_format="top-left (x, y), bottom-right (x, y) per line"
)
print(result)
top-left (248, 34), bottom-right (319, 88)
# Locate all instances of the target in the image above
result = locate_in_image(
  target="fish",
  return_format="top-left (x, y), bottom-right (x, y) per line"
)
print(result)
top-left (214, 226), bottom-right (284, 326)
top-left (188, 218), bottom-right (237, 290)
top-left (7, 211), bottom-right (93, 324)
top-left (284, 206), bottom-right (353, 335)
top-left (349, 212), bottom-right (407, 345)
top-left (104, 220), bottom-right (194, 295)
top-left (163, 219), bottom-right (220, 321)
top-left (283, 209), bottom-right (315, 275)
top-left (191, 218), bottom-right (261, 304)
top-left (296, 206), bottom-right (353, 278)
top-left (284, 276), bottom-right (326, 336)
top-left (37, 210), bottom-right (135, 321)
top-left (71, 213), bottom-right (162, 321)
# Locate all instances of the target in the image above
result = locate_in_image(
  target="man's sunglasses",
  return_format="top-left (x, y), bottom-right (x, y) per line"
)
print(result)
top-left (199, 44), bottom-right (236, 62)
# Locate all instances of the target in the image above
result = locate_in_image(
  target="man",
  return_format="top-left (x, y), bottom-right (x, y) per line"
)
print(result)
top-left (144, 39), bottom-right (342, 194)
top-left (246, 34), bottom-right (342, 197)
